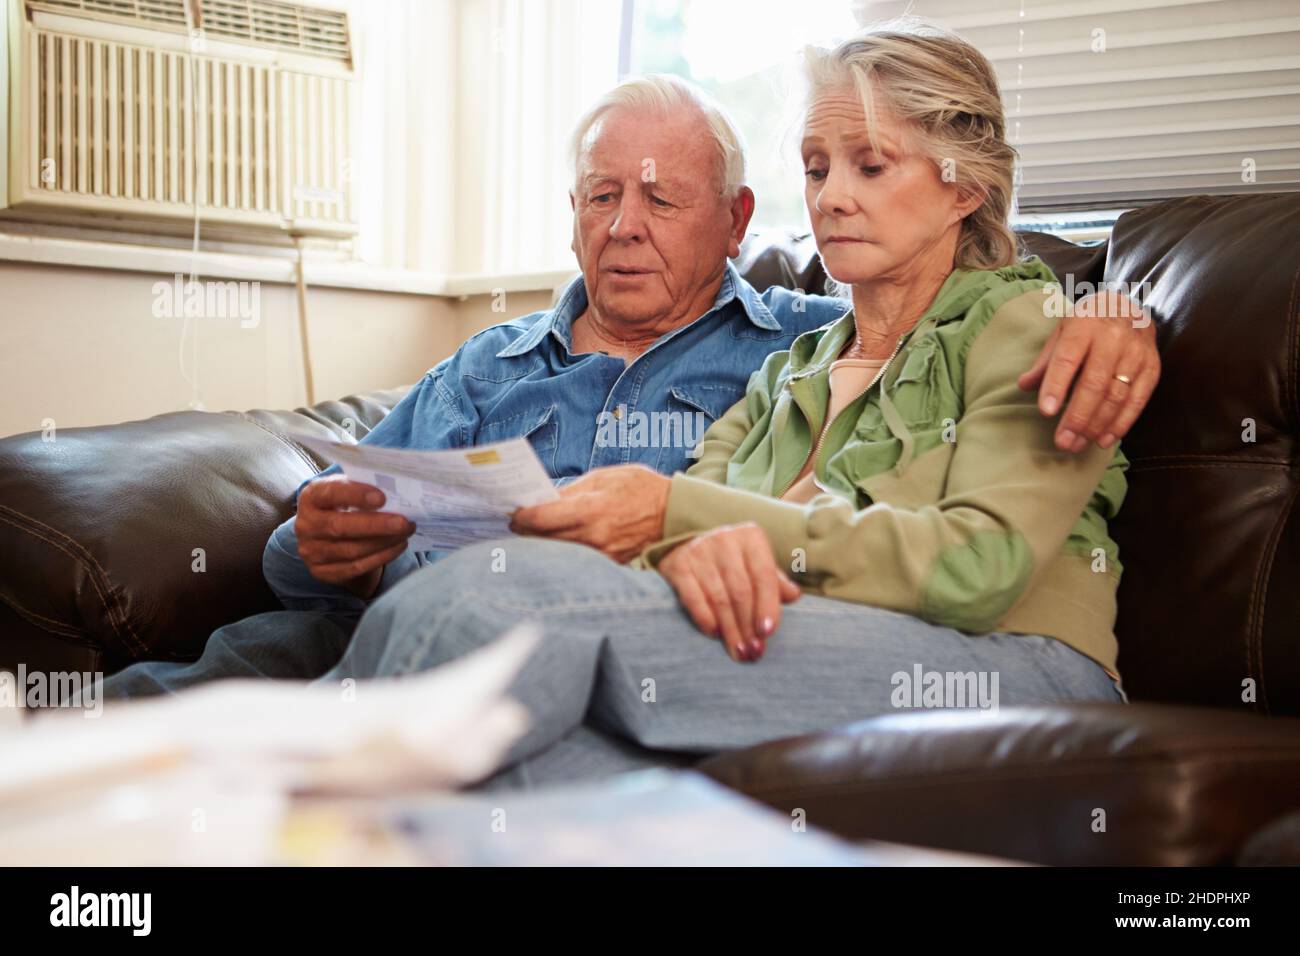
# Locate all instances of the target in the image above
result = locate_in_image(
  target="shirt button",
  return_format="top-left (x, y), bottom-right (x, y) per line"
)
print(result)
top-left (612, 406), bottom-right (623, 419)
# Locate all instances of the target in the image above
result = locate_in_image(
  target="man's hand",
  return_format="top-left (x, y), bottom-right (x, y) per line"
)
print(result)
top-left (509, 464), bottom-right (671, 563)
top-left (295, 475), bottom-right (415, 599)
top-left (658, 523), bottom-right (801, 663)
top-left (1018, 289), bottom-right (1160, 453)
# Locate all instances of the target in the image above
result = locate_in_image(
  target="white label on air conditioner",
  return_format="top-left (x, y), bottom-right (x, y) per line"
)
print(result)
top-left (293, 185), bottom-right (344, 204)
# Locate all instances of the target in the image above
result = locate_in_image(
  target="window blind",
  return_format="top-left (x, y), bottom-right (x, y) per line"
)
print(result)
top-left (852, 0), bottom-right (1300, 210)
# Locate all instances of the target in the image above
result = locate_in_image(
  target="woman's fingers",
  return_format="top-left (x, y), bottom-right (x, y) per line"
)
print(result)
top-left (734, 523), bottom-right (801, 656)
top-left (660, 525), bottom-right (794, 663)
top-left (716, 524), bottom-right (786, 661)
top-left (697, 561), bottom-right (749, 662)
top-left (718, 540), bottom-right (758, 651)
top-left (665, 563), bottom-right (719, 639)
top-left (739, 536), bottom-right (783, 655)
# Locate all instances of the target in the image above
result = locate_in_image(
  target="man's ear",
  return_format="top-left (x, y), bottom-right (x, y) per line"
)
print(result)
top-left (727, 186), bottom-right (757, 259)
top-left (570, 191), bottom-right (578, 253)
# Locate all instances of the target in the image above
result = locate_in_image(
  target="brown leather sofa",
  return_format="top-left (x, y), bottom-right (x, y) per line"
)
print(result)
top-left (2, 193), bottom-right (1299, 865)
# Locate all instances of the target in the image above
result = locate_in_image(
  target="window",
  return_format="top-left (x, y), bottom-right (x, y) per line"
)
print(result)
top-left (626, 0), bottom-right (860, 232)
top-left (859, 0), bottom-right (1300, 213)
top-left (1014, 209), bottom-right (1125, 242)
top-left (627, 0), bottom-right (1300, 241)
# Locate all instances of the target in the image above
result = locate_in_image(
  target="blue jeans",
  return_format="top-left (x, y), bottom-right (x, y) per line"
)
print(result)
top-left (99, 610), bottom-right (356, 700)
top-left (320, 538), bottom-right (1126, 792)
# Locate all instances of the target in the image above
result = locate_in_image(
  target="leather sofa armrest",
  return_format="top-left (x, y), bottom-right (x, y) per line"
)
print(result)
top-left (697, 702), bottom-right (1300, 866)
top-left (0, 387), bottom-right (409, 675)
top-left (1017, 230), bottom-right (1108, 293)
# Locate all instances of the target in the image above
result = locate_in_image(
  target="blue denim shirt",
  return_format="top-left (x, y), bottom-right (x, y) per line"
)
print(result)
top-left (264, 263), bottom-right (848, 618)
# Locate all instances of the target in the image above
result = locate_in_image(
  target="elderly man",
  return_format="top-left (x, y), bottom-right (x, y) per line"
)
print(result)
top-left (98, 74), bottom-right (1158, 699)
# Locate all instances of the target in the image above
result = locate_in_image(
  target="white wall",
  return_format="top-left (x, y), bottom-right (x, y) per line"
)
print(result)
top-left (0, 260), bottom-right (554, 437)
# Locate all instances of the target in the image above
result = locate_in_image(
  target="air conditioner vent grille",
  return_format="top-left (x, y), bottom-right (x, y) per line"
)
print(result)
top-left (21, 27), bottom-right (357, 235)
top-left (25, 0), bottom-right (352, 64)
top-left (204, 1), bottom-right (350, 63)
top-left (28, 0), bottom-right (189, 29)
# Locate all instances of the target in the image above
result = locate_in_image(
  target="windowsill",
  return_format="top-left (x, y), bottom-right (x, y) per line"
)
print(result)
top-left (0, 228), bottom-right (577, 298)
top-left (1013, 209), bottom-right (1125, 244)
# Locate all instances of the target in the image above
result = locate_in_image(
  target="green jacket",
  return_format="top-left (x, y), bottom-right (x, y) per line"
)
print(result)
top-left (637, 260), bottom-right (1129, 674)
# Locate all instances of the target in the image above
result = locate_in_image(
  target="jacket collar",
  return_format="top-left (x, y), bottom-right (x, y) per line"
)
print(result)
top-left (786, 258), bottom-right (1057, 378)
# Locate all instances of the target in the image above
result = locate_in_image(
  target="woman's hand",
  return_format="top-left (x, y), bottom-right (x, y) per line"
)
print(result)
top-left (509, 464), bottom-right (671, 564)
top-left (658, 522), bottom-right (801, 663)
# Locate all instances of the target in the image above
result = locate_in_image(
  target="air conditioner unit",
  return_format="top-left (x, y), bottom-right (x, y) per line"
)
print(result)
top-left (1, 0), bottom-right (357, 239)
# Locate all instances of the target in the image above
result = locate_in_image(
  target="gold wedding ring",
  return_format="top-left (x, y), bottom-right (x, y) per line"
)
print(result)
top-left (1113, 373), bottom-right (1133, 385)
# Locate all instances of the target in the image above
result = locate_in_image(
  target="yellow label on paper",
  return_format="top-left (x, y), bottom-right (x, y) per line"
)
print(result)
top-left (465, 450), bottom-right (502, 465)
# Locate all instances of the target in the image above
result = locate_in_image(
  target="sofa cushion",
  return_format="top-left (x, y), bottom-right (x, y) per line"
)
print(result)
top-left (698, 702), bottom-right (1300, 866)
top-left (1100, 194), bottom-right (1300, 715)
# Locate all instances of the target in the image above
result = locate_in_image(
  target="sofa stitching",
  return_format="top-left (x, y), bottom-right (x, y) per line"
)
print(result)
top-left (1232, 263), bottom-right (1300, 709)
top-left (0, 506), bottom-right (147, 657)
top-left (1246, 482), bottom-right (1298, 715)
top-left (1245, 541), bottom-right (1263, 713)
top-left (1244, 505), bottom-right (1270, 715)
top-left (0, 509), bottom-right (143, 653)
top-left (226, 412), bottom-right (323, 472)
top-left (0, 593), bottom-right (86, 640)
top-left (1128, 455), bottom-right (1288, 466)
top-left (1286, 258), bottom-right (1299, 433)
top-left (1127, 461), bottom-right (1293, 473)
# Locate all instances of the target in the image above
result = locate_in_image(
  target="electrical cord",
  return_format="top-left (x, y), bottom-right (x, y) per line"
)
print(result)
top-left (292, 234), bottom-right (316, 405)
top-left (177, 0), bottom-right (316, 408)
top-left (179, 0), bottom-right (204, 410)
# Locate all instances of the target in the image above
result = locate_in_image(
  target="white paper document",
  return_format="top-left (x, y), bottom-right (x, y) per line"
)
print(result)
top-left (290, 432), bottom-right (559, 552)
top-left (0, 625), bottom-right (541, 865)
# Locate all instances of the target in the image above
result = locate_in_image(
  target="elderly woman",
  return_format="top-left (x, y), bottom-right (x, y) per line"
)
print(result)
top-left (328, 23), bottom-right (1131, 789)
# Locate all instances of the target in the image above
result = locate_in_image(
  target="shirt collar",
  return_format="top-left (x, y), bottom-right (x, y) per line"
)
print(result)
top-left (495, 261), bottom-right (781, 359)
top-left (724, 261), bottom-right (784, 331)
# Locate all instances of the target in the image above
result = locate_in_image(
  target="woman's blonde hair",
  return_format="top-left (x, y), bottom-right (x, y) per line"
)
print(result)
top-left (802, 18), bottom-right (1019, 270)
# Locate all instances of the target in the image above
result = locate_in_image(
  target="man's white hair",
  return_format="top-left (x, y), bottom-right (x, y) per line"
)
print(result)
top-left (568, 73), bottom-right (748, 199)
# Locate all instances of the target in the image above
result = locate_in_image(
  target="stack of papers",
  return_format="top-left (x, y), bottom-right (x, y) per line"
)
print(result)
top-left (290, 433), bottom-right (559, 552)
top-left (0, 625), bottom-right (539, 865)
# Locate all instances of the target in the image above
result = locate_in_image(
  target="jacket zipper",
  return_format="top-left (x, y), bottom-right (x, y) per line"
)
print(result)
top-left (777, 332), bottom-right (908, 498)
